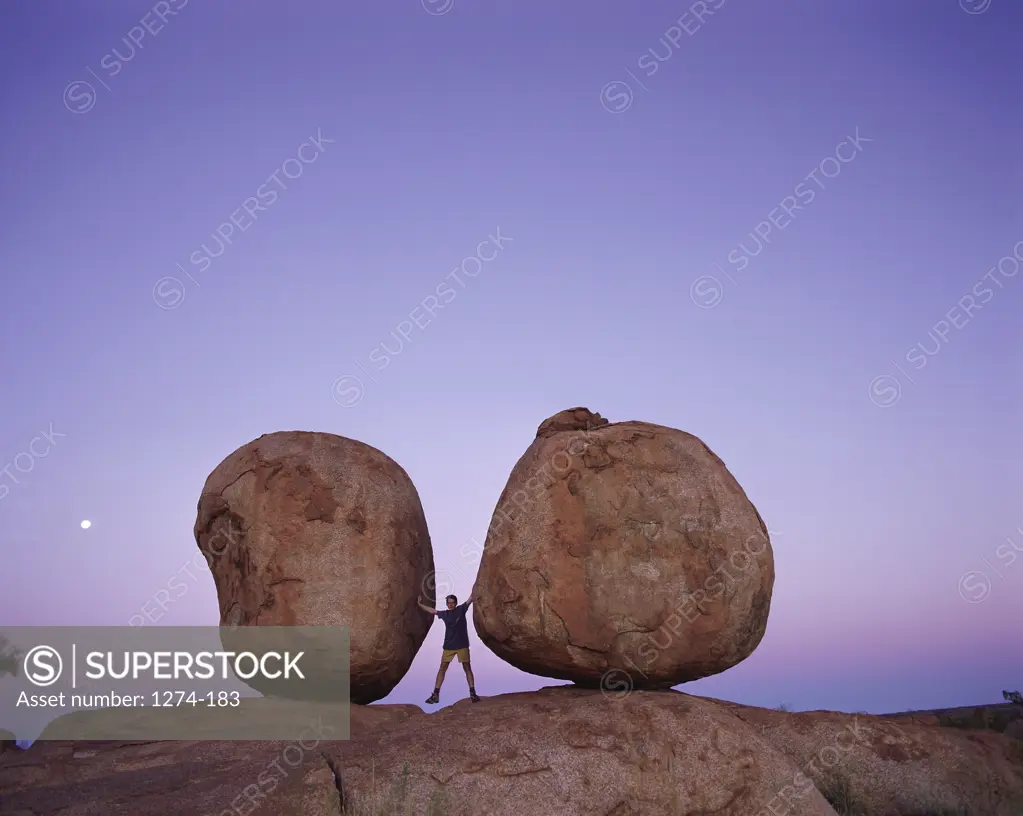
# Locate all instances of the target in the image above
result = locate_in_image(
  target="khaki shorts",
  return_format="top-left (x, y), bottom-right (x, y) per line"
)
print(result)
top-left (441, 648), bottom-right (470, 665)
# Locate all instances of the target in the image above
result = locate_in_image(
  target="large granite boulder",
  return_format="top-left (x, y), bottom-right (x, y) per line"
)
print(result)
top-left (194, 431), bottom-right (435, 704)
top-left (473, 408), bottom-right (774, 688)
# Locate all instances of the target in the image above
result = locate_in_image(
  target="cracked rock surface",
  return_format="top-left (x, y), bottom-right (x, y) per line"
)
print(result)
top-left (473, 408), bottom-right (774, 687)
top-left (193, 431), bottom-right (435, 704)
top-left (710, 698), bottom-right (1023, 815)
top-left (5, 691), bottom-right (1021, 815)
top-left (324, 688), bottom-right (838, 815)
top-left (0, 690), bottom-right (837, 816)
top-left (0, 737), bottom-right (348, 815)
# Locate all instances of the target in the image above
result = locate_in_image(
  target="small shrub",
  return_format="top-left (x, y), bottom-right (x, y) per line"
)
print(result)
top-left (1003, 689), bottom-right (1022, 705)
top-left (816, 774), bottom-right (866, 815)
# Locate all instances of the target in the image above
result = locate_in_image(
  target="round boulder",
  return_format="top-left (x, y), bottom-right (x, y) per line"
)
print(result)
top-left (472, 408), bottom-right (774, 688)
top-left (194, 431), bottom-right (435, 704)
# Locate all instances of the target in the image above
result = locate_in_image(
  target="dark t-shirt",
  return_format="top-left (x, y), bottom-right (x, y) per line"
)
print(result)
top-left (436, 602), bottom-right (470, 650)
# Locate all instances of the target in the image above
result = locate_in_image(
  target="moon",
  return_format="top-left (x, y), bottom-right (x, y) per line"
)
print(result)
top-left (80, 520), bottom-right (91, 529)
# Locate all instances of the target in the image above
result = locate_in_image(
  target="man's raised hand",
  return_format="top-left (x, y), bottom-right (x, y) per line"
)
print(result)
top-left (418, 595), bottom-right (437, 615)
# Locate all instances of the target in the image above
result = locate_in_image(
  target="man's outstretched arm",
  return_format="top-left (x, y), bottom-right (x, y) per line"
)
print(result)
top-left (417, 595), bottom-right (437, 615)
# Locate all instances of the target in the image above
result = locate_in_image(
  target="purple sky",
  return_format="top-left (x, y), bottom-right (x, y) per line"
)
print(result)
top-left (1, 0), bottom-right (1021, 718)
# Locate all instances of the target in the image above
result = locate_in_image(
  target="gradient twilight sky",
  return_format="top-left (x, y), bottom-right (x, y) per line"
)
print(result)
top-left (1, 0), bottom-right (1020, 719)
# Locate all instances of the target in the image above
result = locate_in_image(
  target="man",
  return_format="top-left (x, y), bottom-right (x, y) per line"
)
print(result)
top-left (417, 590), bottom-right (480, 704)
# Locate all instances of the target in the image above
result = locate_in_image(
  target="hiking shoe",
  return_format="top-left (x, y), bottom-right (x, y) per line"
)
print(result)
top-left (425, 692), bottom-right (439, 704)
top-left (470, 691), bottom-right (480, 703)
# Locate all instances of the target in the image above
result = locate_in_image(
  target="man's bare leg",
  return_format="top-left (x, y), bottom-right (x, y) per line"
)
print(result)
top-left (463, 662), bottom-right (480, 702)
top-left (426, 662), bottom-right (448, 704)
